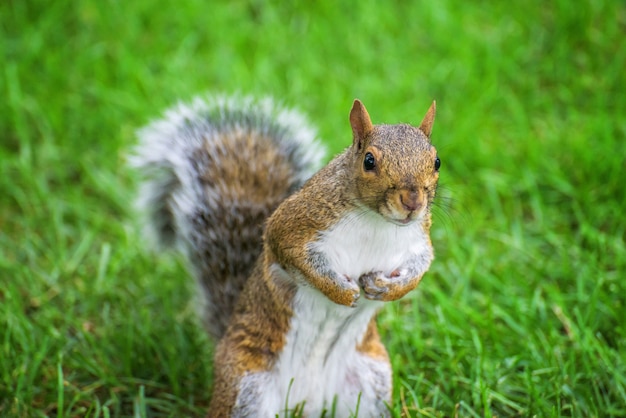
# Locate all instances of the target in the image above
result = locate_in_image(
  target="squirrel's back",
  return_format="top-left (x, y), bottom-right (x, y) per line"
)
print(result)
top-left (131, 95), bottom-right (326, 338)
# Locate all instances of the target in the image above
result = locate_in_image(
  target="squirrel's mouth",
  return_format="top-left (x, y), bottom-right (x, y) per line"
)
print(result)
top-left (378, 199), bottom-right (425, 226)
top-left (379, 204), bottom-right (421, 226)
top-left (388, 214), bottom-right (418, 227)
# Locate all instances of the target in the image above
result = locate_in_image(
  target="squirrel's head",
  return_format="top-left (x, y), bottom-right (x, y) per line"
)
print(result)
top-left (349, 99), bottom-right (440, 226)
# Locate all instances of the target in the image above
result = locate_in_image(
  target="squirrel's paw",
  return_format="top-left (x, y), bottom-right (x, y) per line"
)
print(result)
top-left (358, 271), bottom-right (393, 301)
top-left (358, 270), bottom-right (414, 301)
top-left (344, 275), bottom-right (362, 307)
top-left (328, 274), bottom-right (360, 307)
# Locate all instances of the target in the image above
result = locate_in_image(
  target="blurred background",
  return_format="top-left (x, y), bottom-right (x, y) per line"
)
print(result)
top-left (1, 0), bottom-right (624, 416)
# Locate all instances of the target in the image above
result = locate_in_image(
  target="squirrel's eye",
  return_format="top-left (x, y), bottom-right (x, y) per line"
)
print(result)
top-left (363, 152), bottom-right (376, 171)
top-left (434, 156), bottom-right (441, 171)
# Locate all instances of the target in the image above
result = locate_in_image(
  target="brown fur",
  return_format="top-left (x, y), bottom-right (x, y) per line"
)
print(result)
top-left (357, 316), bottom-right (390, 361)
top-left (208, 260), bottom-right (297, 416)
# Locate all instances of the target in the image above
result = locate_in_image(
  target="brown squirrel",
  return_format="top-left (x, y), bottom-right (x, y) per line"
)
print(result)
top-left (132, 95), bottom-right (440, 417)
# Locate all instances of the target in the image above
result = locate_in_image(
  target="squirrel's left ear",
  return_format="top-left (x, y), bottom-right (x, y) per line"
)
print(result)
top-left (350, 99), bottom-right (373, 150)
top-left (419, 100), bottom-right (436, 140)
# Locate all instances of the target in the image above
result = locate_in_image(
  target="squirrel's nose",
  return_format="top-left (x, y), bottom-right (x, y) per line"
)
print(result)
top-left (399, 190), bottom-right (422, 212)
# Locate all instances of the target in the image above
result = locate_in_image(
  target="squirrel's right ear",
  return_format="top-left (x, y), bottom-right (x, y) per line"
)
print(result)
top-left (419, 100), bottom-right (436, 140)
top-left (350, 99), bottom-right (373, 150)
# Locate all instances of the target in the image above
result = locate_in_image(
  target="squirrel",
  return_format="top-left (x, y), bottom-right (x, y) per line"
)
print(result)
top-left (131, 94), bottom-right (440, 417)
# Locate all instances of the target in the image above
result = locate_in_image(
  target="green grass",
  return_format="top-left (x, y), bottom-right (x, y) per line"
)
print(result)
top-left (2, 0), bottom-right (625, 416)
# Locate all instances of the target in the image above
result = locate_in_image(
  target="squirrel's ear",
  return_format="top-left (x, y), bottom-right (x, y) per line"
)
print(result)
top-left (419, 100), bottom-right (436, 139)
top-left (350, 99), bottom-right (373, 150)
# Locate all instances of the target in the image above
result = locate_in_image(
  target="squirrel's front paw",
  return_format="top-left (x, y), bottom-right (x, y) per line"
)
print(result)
top-left (358, 271), bottom-right (392, 301)
top-left (329, 274), bottom-right (360, 307)
top-left (359, 270), bottom-right (416, 302)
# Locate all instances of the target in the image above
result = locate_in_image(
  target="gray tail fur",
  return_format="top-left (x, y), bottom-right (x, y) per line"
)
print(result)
top-left (130, 95), bottom-right (326, 339)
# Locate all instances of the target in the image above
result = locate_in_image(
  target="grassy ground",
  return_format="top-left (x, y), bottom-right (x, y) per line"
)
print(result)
top-left (1, 0), bottom-right (625, 416)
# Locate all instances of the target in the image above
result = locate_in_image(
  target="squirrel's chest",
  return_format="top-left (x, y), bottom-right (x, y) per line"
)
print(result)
top-left (311, 211), bottom-right (429, 279)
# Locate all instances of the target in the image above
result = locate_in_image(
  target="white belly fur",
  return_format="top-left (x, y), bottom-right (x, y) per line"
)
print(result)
top-left (240, 286), bottom-right (388, 417)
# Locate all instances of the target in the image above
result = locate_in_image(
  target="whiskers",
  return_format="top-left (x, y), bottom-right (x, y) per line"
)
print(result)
top-left (431, 183), bottom-right (471, 231)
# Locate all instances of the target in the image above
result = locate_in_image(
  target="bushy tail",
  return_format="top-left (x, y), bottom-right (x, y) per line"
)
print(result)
top-left (130, 95), bottom-right (325, 339)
